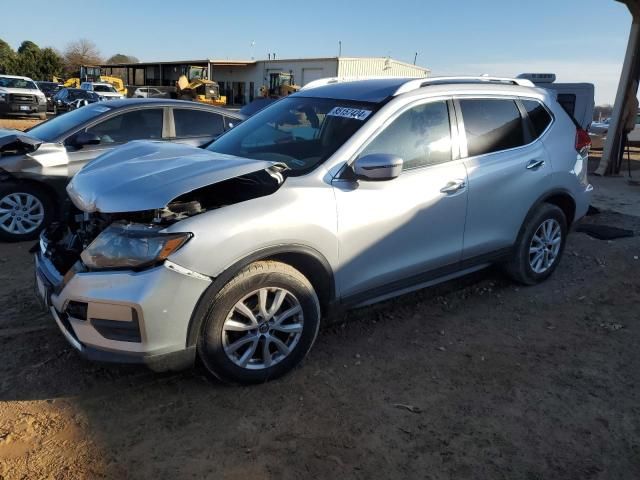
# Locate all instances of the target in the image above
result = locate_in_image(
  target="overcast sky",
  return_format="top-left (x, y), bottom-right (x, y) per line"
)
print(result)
top-left (1, 0), bottom-right (631, 105)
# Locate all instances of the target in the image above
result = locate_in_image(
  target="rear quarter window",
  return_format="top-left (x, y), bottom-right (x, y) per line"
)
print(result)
top-left (173, 109), bottom-right (224, 137)
top-left (521, 99), bottom-right (553, 138)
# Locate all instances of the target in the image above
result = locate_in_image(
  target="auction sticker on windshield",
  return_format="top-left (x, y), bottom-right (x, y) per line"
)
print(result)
top-left (327, 107), bottom-right (372, 121)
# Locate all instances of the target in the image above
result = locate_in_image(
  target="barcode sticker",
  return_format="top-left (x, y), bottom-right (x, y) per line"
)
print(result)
top-left (327, 107), bottom-right (372, 121)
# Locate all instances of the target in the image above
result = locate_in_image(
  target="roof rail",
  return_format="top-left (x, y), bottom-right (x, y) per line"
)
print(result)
top-left (300, 75), bottom-right (406, 91)
top-left (393, 76), bottom-right (535, 96)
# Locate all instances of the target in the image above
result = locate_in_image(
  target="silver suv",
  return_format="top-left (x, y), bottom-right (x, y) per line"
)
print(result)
top-left (35, 77), bottom-right (593, 384)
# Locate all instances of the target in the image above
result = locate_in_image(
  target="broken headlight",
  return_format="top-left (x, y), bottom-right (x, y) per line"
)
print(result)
top-left (80, 222), bottom-right (191, 269)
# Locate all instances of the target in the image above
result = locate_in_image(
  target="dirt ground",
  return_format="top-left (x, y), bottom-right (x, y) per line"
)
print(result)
top-left (0, 211), bottom-right (637, 479)
top-left (0, 117), bottom-right (639, 478)
top-left (0, 118), bottom-right (44, 131)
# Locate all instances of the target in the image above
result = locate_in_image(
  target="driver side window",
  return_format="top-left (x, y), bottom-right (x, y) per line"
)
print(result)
top-left (359, 101), bottom-right (452, 170)
top-left (84, 109), bottom-right (163, 144)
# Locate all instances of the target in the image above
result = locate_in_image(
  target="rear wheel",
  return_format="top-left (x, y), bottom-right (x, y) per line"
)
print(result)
top-left (0, 183), bottom-right (53, 242)
top-left (197, 261), bottom-right (321, 384)
top-left (505, 203), bottom-right (567, 285)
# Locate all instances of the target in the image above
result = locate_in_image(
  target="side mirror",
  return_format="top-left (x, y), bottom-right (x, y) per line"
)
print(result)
top-left (353, 153), bottom-right (403, 181)
top-left (72, 131), bottom-right (101, 148)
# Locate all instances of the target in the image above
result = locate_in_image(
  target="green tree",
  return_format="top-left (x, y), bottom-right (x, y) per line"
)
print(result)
top-left (0, 39), bottom-right (15, 74)
top-left (14, 40), bottom-right (41, 79)
top-left (0, 40), bottom-right (65, 80)
top-left (17, 40), bottom-right (39, 55)
top-left (39, 48), bottom-right (65, 80)
top-left (106, 53), bottom-right (138, 64)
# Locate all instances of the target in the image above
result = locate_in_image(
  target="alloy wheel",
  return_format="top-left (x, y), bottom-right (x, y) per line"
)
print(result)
top-left (222, 287), bottom-right (304, 370)
top-left (0, 193), bottom-right (45, 235)
top-left (529, 218), bottom-right (562, 274)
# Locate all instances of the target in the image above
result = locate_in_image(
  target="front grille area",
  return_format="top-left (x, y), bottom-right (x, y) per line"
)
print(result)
top-left (56, 308), bottom-right (81, 344)
top-left (9, 93), bottom-right (36, 104)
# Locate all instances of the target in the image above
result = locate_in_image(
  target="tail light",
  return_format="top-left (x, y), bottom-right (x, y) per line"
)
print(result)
top-left (575, 128), bottom-right (591, 152)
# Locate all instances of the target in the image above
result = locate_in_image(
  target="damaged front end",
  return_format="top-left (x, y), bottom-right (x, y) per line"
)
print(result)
top-left (41, 141), bottom-right (287, 276)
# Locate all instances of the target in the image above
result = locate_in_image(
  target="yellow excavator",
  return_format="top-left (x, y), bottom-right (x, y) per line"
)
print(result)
top-left (54, 66), bottom-right (128, 96)
top-left (175, 66), bottom-right (226, 106)
top-left (259, 72), bottom-right (300, 98)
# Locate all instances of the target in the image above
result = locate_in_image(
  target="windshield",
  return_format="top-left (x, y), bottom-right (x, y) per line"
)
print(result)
top-left (208, 97), bottom-right (378, 173)
top-left (93, 85), bottom-right (117, 93)
top-left (27, 104), bottom-right (113, 142)
top-left (0, 77), bottom-right (37, 90)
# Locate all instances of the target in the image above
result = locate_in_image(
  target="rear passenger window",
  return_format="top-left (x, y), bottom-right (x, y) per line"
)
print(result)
top-left (359, 101), bottom-right (452, 170)
top-left (556, 93), bottom-right (576, 117)
top-left (174, 109), bottom-right (224, 137)
top-left (459, 99), bottom-right (525, 157)
top-left (522, 100), bottom-right (552, 138)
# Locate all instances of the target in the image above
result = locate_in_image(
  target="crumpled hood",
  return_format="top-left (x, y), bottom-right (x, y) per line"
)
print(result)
top-left (0, 129), bottom-right (43, 153)
top-left (67, 140), bottom-right (277, 213)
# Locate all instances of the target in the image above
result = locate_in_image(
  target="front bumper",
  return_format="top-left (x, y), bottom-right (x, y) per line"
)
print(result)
top-left (34, 252), bottom-right (211, 371)
top-left (0, 102), bottom-right (46, 116)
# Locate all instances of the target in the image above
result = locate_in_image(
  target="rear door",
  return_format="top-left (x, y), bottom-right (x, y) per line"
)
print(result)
top-left (64, 107), bottom-right (166, 176)
top-left (456, 97), bottom-right (553, 260)
top-left (169, 108), bottom-right (227, 147)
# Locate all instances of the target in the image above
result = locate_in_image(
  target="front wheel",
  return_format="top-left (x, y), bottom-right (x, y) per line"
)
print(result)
top-left (197, 261), bottom-right (321, 384)
top-left (0, 183), bottom-right (53, 242)
top-left (505, 203), bottom-right (567, 285)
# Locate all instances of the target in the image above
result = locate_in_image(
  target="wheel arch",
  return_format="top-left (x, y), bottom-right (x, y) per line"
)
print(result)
top-left (0, 178), bottom-right (62, 216)
top-left (185, 245), bottom-right (336, 348)
top-left (523, 188), bottom-right (577, 231)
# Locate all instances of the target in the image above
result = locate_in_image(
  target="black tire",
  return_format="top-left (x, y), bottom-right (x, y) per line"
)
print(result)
top-left (0, 183), bottom-right (54, 242)
top-left (197, 261), bottom-right (321, 384)
top-left (505, 203), bottom-right (567, 285)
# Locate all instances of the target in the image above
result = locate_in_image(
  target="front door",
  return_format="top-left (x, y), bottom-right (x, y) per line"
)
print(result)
top-left (333, 99), bottom-right (468, 302)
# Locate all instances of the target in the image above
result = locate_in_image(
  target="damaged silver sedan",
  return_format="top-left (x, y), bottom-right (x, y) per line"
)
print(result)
top-left (34, 78), bottom-right (592, 383)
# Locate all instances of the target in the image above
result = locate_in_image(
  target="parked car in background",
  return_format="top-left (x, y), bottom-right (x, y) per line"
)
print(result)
top-left (52, 88), bottom-right (101, 115)
top-left (0, 75), bottom-right (47, 119)
top-left (36, 81), bottom-right (63, 112)
top-left (133, 87), bottom-right (170, 98)
top-left (36, 77), bottom-right (593, 384)
top-left (589, 112), bottom-right (640, 149)
top-left (589, 118), bottom-right (610, 149)
top-left (80, 82), bottom-right (125, 100)
top-left (0, 99), bottom-right (244, 241)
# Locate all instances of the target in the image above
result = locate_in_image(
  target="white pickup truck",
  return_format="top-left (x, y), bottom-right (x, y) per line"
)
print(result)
top-left (0, 75), bottom-right (47, 119)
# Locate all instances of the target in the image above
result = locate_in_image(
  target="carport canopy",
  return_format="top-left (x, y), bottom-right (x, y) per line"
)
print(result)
top-left (596, 0), bottom-right (640, 175)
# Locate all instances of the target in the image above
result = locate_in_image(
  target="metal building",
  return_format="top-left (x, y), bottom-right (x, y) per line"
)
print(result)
top-left (100, 56), bottom-right (430, 106)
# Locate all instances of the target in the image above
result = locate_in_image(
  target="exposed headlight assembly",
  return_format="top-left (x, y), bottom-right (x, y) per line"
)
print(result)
top-left (81, 222), bottom-right (191, 269)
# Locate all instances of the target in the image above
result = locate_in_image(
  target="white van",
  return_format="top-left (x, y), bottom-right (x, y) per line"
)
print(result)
top-left (517, 73), bottom-right (595, 130)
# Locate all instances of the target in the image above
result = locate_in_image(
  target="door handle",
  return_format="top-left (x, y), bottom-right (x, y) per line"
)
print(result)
top-left (526, 159), bottom-right (545, 170)
top-left (440, 179), bottom-right (466, 194)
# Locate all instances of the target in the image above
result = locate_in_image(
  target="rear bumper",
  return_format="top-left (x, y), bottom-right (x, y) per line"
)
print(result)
top-left (34, 252), bottom-right (211, 371)
top-left (0, 102), bottom-right (46, 116)
top-left (574, 183), bottom-right (593, 222)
